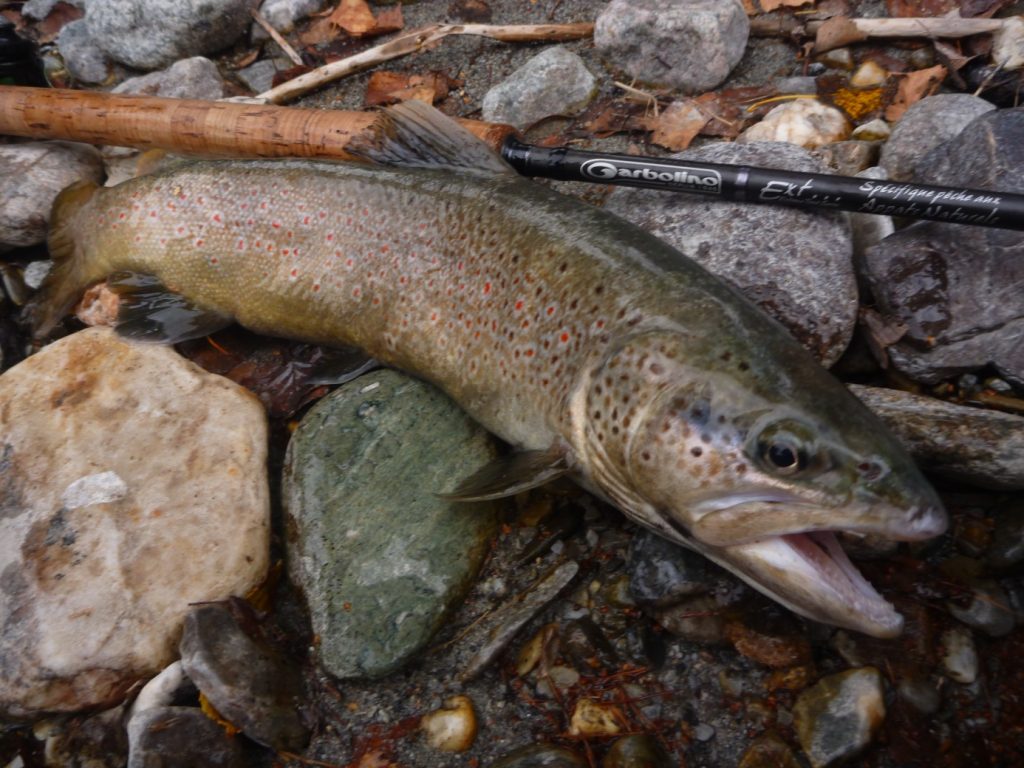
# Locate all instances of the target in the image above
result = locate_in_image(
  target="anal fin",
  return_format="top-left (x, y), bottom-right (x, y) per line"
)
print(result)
top-left (440, 447), bottom-right (571, 502)
top-left (108, 272), bottom-right (232, 344)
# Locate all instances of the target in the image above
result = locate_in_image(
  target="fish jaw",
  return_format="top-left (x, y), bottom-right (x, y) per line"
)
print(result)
top-left (691, 530), bottom-right (906, 638)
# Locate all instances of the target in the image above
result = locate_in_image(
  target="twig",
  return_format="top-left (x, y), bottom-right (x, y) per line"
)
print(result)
top-left (250, 9), bottom-right (304, 67)
top-left (612, 80), bottom-right (660, 117)
top-left (811, 15), bottom-right (1011, 52)
top-left (259, 22), bottom-right (594, 104)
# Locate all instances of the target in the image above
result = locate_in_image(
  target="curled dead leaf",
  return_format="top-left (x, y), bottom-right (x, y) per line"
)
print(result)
top-left (885, 64), bottom-right (947, 121)
top-left (639, 100), bottom-right (709, 151)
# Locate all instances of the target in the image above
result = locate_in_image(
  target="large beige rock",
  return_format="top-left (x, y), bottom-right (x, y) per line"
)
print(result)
top-left (0, 328), bottom-right (269, 718)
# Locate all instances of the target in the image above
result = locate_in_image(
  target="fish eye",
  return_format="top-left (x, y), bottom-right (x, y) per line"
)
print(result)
top-left (760, 438), bottom-right (808, 475)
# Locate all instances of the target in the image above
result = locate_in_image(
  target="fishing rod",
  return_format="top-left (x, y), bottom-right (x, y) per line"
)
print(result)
top-left (0, 86), bottom-right (1021, 231)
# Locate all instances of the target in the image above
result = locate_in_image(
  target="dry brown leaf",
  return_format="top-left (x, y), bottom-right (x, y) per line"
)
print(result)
top-left (760, 0), bottom-right (812, 11)
top-left (329, 0), bottom-right (377, 36)
top-left (364, 71), bottom-right (455, 106)
top-left (26, 1), bottom-right (83, 44)
top-left (639, 100), bottom-right (709, 151)
top-left (299, 15), bottom-right (342, 45)
top-left (885, 64), bottom-right (947, 121)
top-left (374, 4), bottom-right (404, 34)
top-left (740, 0), bottom-right (758, 13)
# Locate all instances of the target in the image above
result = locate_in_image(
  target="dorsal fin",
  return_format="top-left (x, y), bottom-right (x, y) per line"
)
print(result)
top-left (347, 100), bottom-right (515, 175)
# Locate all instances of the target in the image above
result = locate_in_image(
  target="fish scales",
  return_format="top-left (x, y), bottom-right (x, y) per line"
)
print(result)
top-left (33, 104), bottom-right (946, 637)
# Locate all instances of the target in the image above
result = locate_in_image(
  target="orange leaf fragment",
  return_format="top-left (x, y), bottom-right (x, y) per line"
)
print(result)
top-left (364, 71), bottom-right (456, 106)
top-left (329, 0), bottom-right (376, 36)
top-left (374, 4), bottom-right (404, 34)
top-left (885, 65), bottom-right (947, 121)
top-left (640, 100), bottom-right (709, 151)
top-left (760, 0), bottom-right (812, 11)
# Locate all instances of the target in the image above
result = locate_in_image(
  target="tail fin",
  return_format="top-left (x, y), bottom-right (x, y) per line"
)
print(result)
top-left (28, 180), bottom-right (102, 339)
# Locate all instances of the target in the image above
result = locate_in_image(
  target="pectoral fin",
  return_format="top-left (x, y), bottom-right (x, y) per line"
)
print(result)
top-left (441, 447), bottom-right (571, 502)
top-left (108, 272), bottom-right (232, 344)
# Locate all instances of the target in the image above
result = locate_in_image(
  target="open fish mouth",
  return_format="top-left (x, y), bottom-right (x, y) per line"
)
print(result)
top-left (701, 528), bottom-right (906, 637)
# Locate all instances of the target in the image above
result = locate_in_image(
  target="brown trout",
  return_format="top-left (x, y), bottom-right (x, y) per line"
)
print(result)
top-left (32, 102), bottom-right (945, 637)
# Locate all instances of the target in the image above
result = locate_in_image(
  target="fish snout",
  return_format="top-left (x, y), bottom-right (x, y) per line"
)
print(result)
top-left (896, 500), bottom-right (948, 541)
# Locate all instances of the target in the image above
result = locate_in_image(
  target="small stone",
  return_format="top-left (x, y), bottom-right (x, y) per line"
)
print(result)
top-left (627, 530), bottom-right (713, 607)
top-left (940, 627), bottom-right (978, 684)
top-left (515, 622), bottom-right (559, 676)
top-left (879, 94), bottom-right (995, 181)
top-left (738, 731), bottom-right (802, 768)
top-left (816, 47), bottom-right (854, 70)
top-left (22, 260), bottom-right (52, 291)
top-left (896, 675), bottom-right (941, 715)
top-left (536, 665), bottom-right (580, 698)
top-left (87, 0), bottom-right (256, 70)
top-left (179, 603), bottom-right (308, 751)
top-left (56, 18), bottom-right (113, 84)
top-left (236, 58), bottom-right (280, 94)
top-left (605, 141), bottom-right (856, 366)
top-left (816, 140), bottom-right (879, 175)
top-left (765, 664), bottom-right (815, 693)
top-left (793, 667), bottom-right (886, 768)
top-left (693, 723), bottom-right (716, 742)
top-left (0, 328), bottom-right (269, 718)
top-left (653, 594), bottom-right (727, 645)
top-left (257, 0), bottom-right (324, 33)
top-left (594, 0), bottom-right (749, 93)
top-left (851, 118), bottom-right (890, 141)
top-left (421, 695), bottom-right (477, 753)
top-left (130, 661), bottom-right (194, 716)
top-left (992, 16), bottom-right (1024, 70)
top-left (491, 744), bottom-right (585, 768)
top-left (602, 734), bottom-right (673, 768)
top-left (112, 56), bottom-right (225, 100)
top-left (569, 698), bottom-right (624, 737)
top-left (738, 100), bottom-right (850, 149)
top-left (284, 369), bottom-right (500, 680)
top-left (724, 615), bottom-right (812, 668)
top-left (849, 386), bottom-right (1024, 490)
top-left (481, 47), bottom-right (596, 129)
top-left (0, 141), bottom-right (104, 250)
top-left (126, 707), bottom-right (244, 768)
top-left (23, 0), bottom-right (86, 20)
top-left (850, 60), bottom-right (888, 88)
top-left (947, 580), bottom-right (1016, 637)
top-left (775, 76), bottom-right (818, 94)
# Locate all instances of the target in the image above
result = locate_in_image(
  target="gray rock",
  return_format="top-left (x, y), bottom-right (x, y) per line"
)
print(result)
top-left (22, 260), bottom-right (53, 291)
top-left (793, 667), bottom-right (886, 768)
top-left (112, 56), bottom-right (225, 100)
top-left (56, 18), bottom-right (112, 84)
top-left (880, 94), bottom-right (995, 181)
top-left (627, 530), bottom-right (713, 608)
top-left (283, 369), bottom-right (500, 680)
top-left (87, 0), bottom-right (257, 71)
top-left (947, 580), bottom-right (1016, 637)
top-left (481, 46), bottom-right (596, 129)
top-left (256, 0), bottom-right (324, 33)
top-left (127, 707), bottom-right (244, 768)
top-left (179, 603), bottom-right (308, 751)
top-left (23, 0), bottom-right (87, 19)
top-left (595, 0), bottom-right (749, 93)
top-left (0, 141), bottom-right (103, 251)
top-left (940, 627), bottom-right (978, 684)
top-left (236, 58), bottom-right (280, 94)
top-left (896, 675), bottom-right (941, 715)
top-left (849, 385), bottom-right (1024, 490)
top-left (0, 328), bottom-right (269, 718)
top-left (604, 141), bottom-right (856, 366)
top-left (491, 743), bottom-right (586, 768)
top-left (864, 109), bottom-right (1024, 386)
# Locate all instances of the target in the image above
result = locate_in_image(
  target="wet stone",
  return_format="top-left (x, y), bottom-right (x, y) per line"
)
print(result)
top-left (896, 675), bottom-right (941, 715)
top-left (481, 46), bottom-right (596, 129)
top-left (849, 385), bottom-right (1024, 490)
top-left (738, 100), bottom-right (850, 149)
top-left (738, 730), bottom-right (802, 768)
top-left (283, 369), bottom-right (499, 680)
top-left (947, 580), bottom-right (1016, 637)
top-left (0, 328), bottom-right (269, 718)
top-left (126, 706), bottom-right (245, 768)
top-left (815, 140), bottom-right (879, 176)
top-left (865, 109), bottom-right (1024, 386)
top-left (940, 627), bottom-right (978, 684)
top-left (605, 140), bottom-right (856, 366)
top-left (256, 0), bottom-right (324, 34)
top-left (653, 594), bottom-right (727, 645)
top-left (178, 603), bottom-right (308, 751)
top-left (724, 611), bottom-right (812, 668)
top-left (595, 0), bottom-right (749, 93)
top-left (602, 734), bottom-right (672, 768)
top-left (87, 0), bottom-right (256, 70)
top-left (793, 667), bottom-right (886, 768)
top-left (237, 58), bottom-right (280, 94)
top-left (879, 94), bottom-right (995, 181)
top-left (420, 694), bottom-right (477, 753)
top-left (627, 530), bottom-right (712, 607)
top-left (112, 56), bottom-right (226, 100)
top-left (491, 743), bottom-right (586, 768)
top-left (0, 140), bottom-right (104, 250)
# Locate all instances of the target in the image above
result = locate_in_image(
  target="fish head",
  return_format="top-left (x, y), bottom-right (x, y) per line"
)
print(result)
top-left (574, 330), bottom-right (946, 638)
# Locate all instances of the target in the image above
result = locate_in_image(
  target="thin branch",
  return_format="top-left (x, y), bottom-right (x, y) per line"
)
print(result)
top-left (250, 9), bottom-right (304, 67)
top-left (259, 22), bottom-right (594, 104)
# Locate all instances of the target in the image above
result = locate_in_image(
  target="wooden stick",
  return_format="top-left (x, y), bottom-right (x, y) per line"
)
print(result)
top-left (259, 21), bottom-right (594, 104)
top-left (811, 15), bottom-right (1013, 52)
top-left (0, 86), bottom-right (516, 159)
top-left (250, 9), bottom-right (304, 67)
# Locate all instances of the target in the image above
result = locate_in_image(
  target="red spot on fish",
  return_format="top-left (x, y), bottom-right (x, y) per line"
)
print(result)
top-left (271, 222), bottom-right (281, 229)
top-left (282, 249), bottom-right (290, 256)
top-left (372, 297), bottom-right (381, 305)
top-left (212, 213), bottom-right (221, 223)
top-left (380, 245), bottom-right (389, 254)
top-left (312, 284), bottom-right (321, 292)
top-left (430, 312), bottom-right (438, 321)
top-left (149, 210), bottom-right (157, 218)
top-left (596, 320), bottom-right (605, 329)
top-left (255, 240), bottom-right (262, 248)
top-left (210, 257), bottom-right (219, 265)
top-left (353, 288), bottom-right (361, 298)
top-left (484, 282), bottom-right (491, 294)
top-left (319, 211), bottom-right (327, 219)
top-left (118, 213), bottom-right (126, 220)
top-left (290, 268), bottom-right (299, 277)
top-left (560, 332), bottom-right (570, 343)
top-left (195, 239), bottom-right (204, 247)
top-left (515, 300), bottom-right (524, 311)
top-left (345, 258), bottom-right (354, 268)
top-left (237, 239), bottom-right (245, 250)
top-left (457, 261), bottom-right (464, 271)
top-left (326, 233), bottom-right (334, 241)
top-left (177, 226), bottom-right (185, 234)
top-left (525, 348), bottom-right (535, 357)
top-left (286, 231), bottom-right (293, 238)
top-left (303, 216), bottom-right (311, 225)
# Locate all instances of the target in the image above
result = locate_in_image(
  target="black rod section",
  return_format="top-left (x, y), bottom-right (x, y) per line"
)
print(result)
top-left (501, 137), bottom-right (1024, 232)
